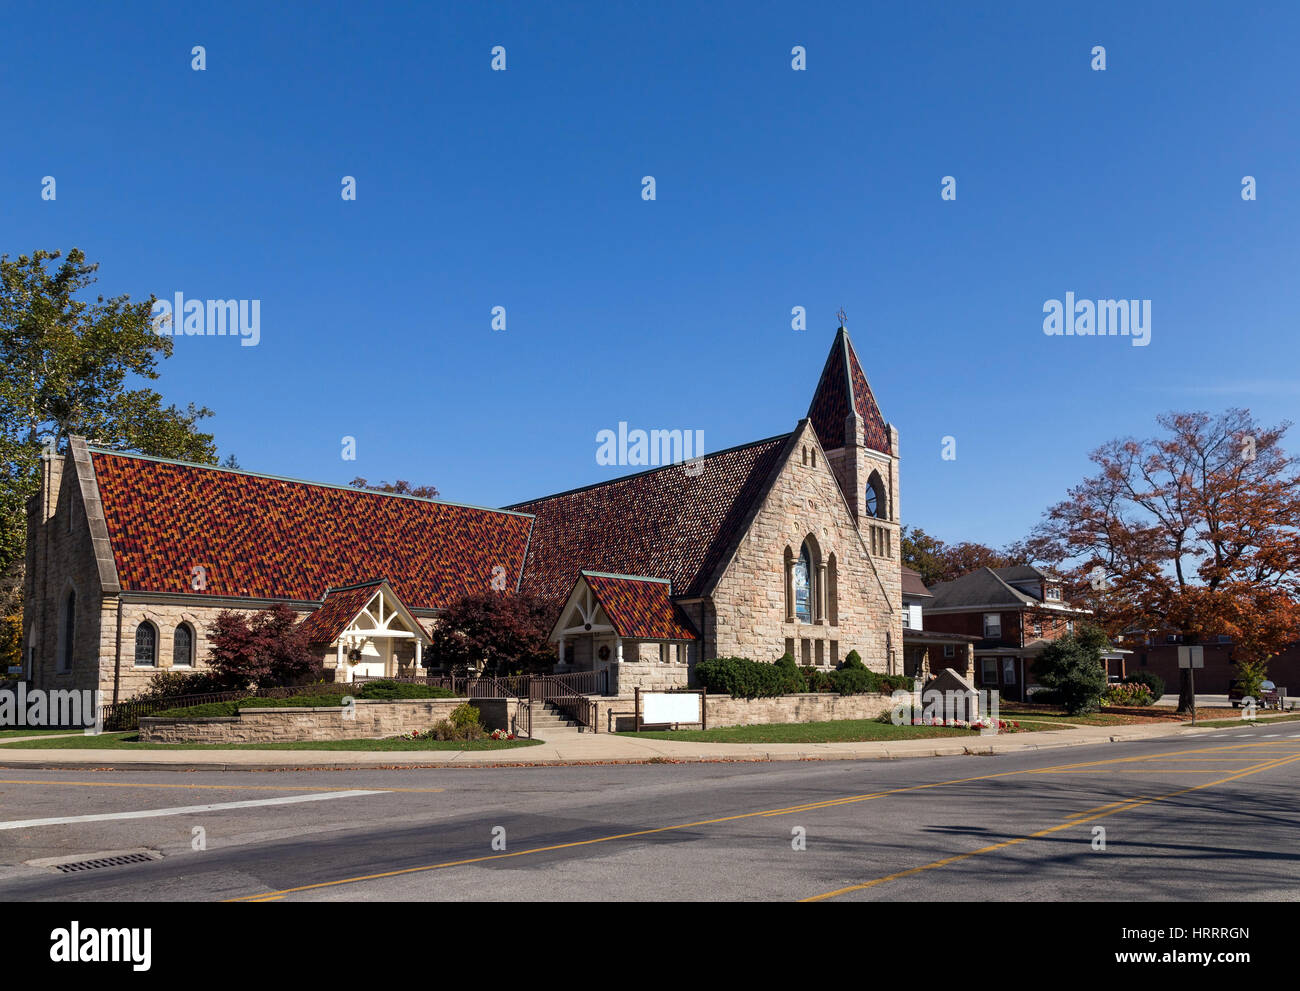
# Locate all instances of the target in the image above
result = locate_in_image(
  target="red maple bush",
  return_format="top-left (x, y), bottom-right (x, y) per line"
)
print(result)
top-left (205, 603), bottom-right (323, 689)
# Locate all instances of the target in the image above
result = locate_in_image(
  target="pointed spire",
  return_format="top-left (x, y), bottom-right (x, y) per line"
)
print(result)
top-left (807, 324), bottom-right (890, 454)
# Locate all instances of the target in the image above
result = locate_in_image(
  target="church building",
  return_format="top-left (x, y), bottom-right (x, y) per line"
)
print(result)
top-left (21, 327), bottom-right (903, 701)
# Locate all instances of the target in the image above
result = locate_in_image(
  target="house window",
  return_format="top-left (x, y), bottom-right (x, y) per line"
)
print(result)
top-left (1032, 622), bottom-right (1042, 637)
top-left (1002, 658), bottom-right (1017, 685)
top-left (980, 658), bottom-right (998, 686)
top-left (943, 644), bottom-right (955, 658)
top-left (1046, 586), bottom-right (1061, 601)
top-left (785, 637), bottom-right (796, 661)
top-left (173, 624), bottom-right (195, 667)
top-left (1066, 620), bottom-right (1074, 634)
top-left (801, 638), bottom-right (812, 666)
top-left (983, 613), bottom-right (1001, 639)
top-left (794, 543), bottom-right (813, 623)
top-left (902, 607), bottom-right (912, 629)
top-left (134, 622), bottom-right (157, 666)
top-left (59, 589), bottom-right (75, 672)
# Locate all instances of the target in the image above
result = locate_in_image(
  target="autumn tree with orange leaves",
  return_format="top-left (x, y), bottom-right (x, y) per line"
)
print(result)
top-left (1031, 410), bottom-right (1300, 712)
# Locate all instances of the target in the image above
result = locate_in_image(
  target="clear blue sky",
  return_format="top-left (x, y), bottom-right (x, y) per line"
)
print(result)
top-left (4, 1), bottom-right (1297, 547)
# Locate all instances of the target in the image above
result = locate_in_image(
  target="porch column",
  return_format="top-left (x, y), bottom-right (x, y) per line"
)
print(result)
top-left (558, 637), bottom-right (566, 668)
top-left (415, 640), bottom-right (422, 671)
top-left (336, 642), bottom-right (348, 683)
top-left (615, 637), bottom-right (623, 663)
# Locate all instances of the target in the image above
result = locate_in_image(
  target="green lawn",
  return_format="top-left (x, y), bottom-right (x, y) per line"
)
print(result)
top-left (0, 732), bottom-right (542, 751)
top-left (1184, 713), bottom-right (1300, 729)
top-left (0, 728), bottom-right (84, 739)
top-left (615, 718), bottom-right (1060, 744)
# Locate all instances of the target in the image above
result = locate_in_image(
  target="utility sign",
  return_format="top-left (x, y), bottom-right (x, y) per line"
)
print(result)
top-left (1178, 645), bottom-right (1205, 669)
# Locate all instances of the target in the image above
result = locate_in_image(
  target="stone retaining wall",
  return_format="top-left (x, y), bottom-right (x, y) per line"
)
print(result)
top-left (591, 691), bottom-right (910, 733)
top-left (139, 697), bottom-right (470, 744)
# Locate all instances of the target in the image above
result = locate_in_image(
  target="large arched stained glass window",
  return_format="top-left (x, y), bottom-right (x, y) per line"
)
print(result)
top-left (866, 471), bottom-right (887, 519)
top-left (174, 624), bottom-right (194, 667)
top-left (794, 543), bottom-right (813, 623)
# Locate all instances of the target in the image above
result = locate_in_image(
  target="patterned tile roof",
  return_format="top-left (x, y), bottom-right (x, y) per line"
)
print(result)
top-left (581, 572), bottom-right (698, 641)
top-left (295, 580), bottom-right (431, 646)
top-left (807, 328), bottom-right (891, 454)
top-left (89, 450), bottom-right (533, 610)
top-left (508, 435), bottom-right (790, 606)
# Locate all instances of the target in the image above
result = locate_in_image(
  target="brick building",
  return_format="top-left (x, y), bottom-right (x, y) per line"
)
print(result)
top-left (22, 326), bottom-right (905, 700)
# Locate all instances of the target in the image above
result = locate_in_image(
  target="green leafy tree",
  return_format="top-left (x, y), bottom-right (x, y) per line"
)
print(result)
top-left (1030, 625), bottom-right (1110, 715)
top-left (0, 249), bottom-right (217, 660)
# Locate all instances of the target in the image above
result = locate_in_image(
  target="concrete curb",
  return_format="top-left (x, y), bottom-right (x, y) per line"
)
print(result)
top-left (0, 718), bottom-right (1268, 772)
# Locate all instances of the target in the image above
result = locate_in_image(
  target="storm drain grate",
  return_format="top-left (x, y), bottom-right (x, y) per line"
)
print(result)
top-left (54, 852), bottom-right (160, 874)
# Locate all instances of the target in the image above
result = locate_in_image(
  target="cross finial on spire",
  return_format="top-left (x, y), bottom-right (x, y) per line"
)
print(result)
top-left (836, 307), bottom-right (847, 330)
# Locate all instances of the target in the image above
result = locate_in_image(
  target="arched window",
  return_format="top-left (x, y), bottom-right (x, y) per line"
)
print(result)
top-left (866, 470), bottom-right (888, 519)
top-left (794, 543), bottom-right (814, 623)
top-left (173, 624), bottom-right (194, 667)
top-left (59, 589), bottom-right (75, 672)
top-left (134, 622), bottom-right (157, 666)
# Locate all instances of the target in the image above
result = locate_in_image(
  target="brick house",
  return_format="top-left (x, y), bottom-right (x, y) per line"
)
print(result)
top-left (1119, 629), bottom-right (1300, 697)
top-left (22, 326), bottom-right (906, 701)
top-left (922, 565), bottom-right (1127, 701)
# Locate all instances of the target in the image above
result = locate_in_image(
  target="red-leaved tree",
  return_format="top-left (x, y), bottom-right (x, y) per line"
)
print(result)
top-left (206, 603), bottom-right (323, 688)
top-left (428, 592), bottom-right (555, 675)
top-left (1031, 410), bottom-right (1300, 711)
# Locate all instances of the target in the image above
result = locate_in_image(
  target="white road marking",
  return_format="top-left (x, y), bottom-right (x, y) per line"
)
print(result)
top-left (0, 790), bottom-right (387, 830)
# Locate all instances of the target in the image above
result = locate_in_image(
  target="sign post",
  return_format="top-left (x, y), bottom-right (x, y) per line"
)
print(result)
top-left (1178, 645), bottom-right (1204, 725)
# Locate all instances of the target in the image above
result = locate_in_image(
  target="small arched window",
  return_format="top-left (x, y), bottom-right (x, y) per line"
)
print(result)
top-left (173, 624), bottom-right (194, 667)
top-left (794, 543), bottom-right (814, 624)
top-left (134, 622), bottom-right (157, 666)
top-left (827, 553), bottom-right (839, 626)
top-left (59, 589), bottom-right (76, 672)
top-left (866, 471), bottom-right (888, 519)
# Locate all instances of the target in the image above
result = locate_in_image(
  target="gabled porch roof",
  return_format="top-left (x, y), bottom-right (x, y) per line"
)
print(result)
top-left (549, 571), bottom-right (698, 643)
top-left (297, 579), bottom-right (431, 647)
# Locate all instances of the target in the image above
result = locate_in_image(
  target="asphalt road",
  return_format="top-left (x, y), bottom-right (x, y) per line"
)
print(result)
top-left (0, 723), bottom-right (1296, 902)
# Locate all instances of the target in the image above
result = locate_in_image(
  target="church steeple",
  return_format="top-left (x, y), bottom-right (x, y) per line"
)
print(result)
top-left (806, 323), bottom-right (899, 529)
top-left (807, 325), bottom-right (891, 455)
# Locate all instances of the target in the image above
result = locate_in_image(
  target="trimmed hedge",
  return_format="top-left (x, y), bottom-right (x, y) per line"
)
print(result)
top-left (696, 654), bottom-right (912, 700)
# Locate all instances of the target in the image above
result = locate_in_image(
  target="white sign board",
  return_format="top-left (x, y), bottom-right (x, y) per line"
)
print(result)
top-left (1177, 645), bottom-right (1204, 669)
top-left (642, 691), bottom-right (702, 726)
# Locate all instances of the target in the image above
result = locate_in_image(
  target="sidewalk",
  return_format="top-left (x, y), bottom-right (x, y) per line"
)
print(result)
top-left (0, 720), bottom-right (1258, 772)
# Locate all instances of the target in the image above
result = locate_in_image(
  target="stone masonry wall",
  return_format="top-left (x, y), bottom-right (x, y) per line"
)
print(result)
top-left (138, 697), bottom-right (467, 744)
top-left (708, 420), bottom-right (903, 675)
top-left (590, 690), bottom-right (908, 733)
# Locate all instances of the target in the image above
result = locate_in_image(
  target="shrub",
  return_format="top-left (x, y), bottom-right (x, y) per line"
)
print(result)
top-left (136, 670), bottom-right (234, 700)
top-left (773, 652), bottom-right (806, 693)
top-left (1030, 627), bottom-right (1109, 715)
top-left (695, 657), bottom-right (787, 699)
top-left (356, 680), bottom-right (456, 700)
top-left (828, 666), bottom-right (875, 696)
top-left (426, 717), bottom-right (486, 742)
top-left (206, 603), bottom-right (323, 688)
top-left (802, 667), bottom-right (833, 693)
top-left (841, 650), bottom-right (865, 670)
top-left (1103, 683), bottom-right (1154, 707)
top-left (1122, 671), bottom-right (1165, 701)
top-left (450, 702), bottom-right (483, 730)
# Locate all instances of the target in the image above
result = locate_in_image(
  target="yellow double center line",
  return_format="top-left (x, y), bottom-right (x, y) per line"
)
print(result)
top-left (227, 741), bottom-right (1297, 902)
top-left (801, 750), bottom-right (1300, 901)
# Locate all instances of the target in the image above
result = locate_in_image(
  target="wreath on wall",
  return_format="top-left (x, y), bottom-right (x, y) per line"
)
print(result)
top-left (598, 645), bottom-right (611, 661)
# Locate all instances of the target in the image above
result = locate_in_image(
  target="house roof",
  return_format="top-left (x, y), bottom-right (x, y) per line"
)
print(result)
top-left (580, 572), bottom-right (698, 641)
top-left (901, 567), bottom-right (933, 599)
top-left (992, 565), bottom-right (1059, 585)
top-left (926, 567), bottom-right (1042, 610)
top-left (88, 448), bottom-right (533, 610)
top-left (508, 435), bottom-right (790, 606)
top-left (807, 327), bottom-right (891, 455)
